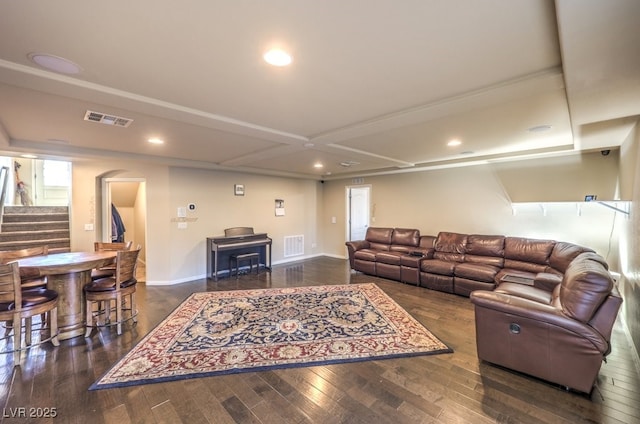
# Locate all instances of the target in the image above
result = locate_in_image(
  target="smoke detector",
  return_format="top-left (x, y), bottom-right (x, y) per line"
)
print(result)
top-left (84, 110), bottom-right (133, 127)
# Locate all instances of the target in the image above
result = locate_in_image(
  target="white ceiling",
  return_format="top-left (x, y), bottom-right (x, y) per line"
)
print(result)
top-left (0, 0), bottom-right (638, 180)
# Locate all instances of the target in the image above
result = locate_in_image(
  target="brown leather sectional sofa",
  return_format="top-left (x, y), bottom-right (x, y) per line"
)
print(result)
top-left (345, 227), bottom-right (622, 393)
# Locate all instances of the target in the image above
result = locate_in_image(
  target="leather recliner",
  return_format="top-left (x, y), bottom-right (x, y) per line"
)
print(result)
top-left (470, 252), bottom-right (622, 393)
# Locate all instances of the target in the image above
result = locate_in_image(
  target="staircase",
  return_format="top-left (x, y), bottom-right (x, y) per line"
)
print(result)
top-left (0, 206), bottom-right (71, 253)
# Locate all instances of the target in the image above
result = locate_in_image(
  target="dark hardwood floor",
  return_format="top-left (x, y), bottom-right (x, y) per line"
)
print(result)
top-left (1, 257), bottom-right (639, 423)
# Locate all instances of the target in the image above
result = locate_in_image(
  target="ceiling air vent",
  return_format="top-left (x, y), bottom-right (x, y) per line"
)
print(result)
top-left (84, 110), bottom-right (133, 128)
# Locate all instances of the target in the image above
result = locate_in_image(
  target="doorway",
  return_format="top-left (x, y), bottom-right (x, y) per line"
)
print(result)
top-left (347, 185), bottom-right (371, 241)
top-left (101, 177), bottom-right (147, 274)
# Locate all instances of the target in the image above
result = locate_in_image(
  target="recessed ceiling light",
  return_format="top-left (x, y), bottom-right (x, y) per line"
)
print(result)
top-left (527, 124), bottom-right (553, 133)
top-left (20, 154), bottom-right (37, 159)
top-left (148, 138), bottom-right (164, 145)
top-left (28, 53), bottom-right (82, 74)
top-left (263, 49), bottom-right (292, 67)
top-left (447, 139), bottom-right (462, 147)
top-left (313, 163), bottom-right (324, 168)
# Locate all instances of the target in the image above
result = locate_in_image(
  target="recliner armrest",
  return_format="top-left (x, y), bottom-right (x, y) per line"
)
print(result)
top-left (345, 240), bottom-right (369, 251)
top-left (345, 240), bottom-right (370, 267)
top-left (470, 290), bottom-right (609, 353)
top-left (533, 272), bottom-right (562, 291)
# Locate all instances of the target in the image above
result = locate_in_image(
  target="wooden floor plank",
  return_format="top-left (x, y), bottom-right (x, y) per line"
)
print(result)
top-left (0, 257), bottom-right (638, 423)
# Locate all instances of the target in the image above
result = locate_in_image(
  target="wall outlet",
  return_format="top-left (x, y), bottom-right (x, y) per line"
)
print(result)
top-left (177, 222), bottom-right (187, 229)
top-left (84, 223), bottom-right (94, 231)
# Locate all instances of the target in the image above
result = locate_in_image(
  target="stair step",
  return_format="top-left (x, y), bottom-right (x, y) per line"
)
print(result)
top-left (3, 206), bottom-right (68, 214)
top-left (2, 213), bottom-right (69, 223)
top-left (0, 205), bottom-right (71, 253)
top-left (0, 229), bottom-right (70, 242)
top-left (1, 221), bottom-right (70, 231)
top-left (0, 238), bottom-right (70, 251)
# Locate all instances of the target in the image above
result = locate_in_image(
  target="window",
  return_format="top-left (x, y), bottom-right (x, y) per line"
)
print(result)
top-left (42, 160), bottom-right (71, 187)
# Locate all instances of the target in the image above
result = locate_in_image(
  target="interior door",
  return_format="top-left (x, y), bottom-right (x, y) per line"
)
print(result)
top-left (348, 186), bottom-right (370, 241)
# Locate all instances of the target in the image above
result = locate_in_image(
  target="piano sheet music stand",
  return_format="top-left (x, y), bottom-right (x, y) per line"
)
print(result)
top-left (206, 227), bottom-right (272, 280)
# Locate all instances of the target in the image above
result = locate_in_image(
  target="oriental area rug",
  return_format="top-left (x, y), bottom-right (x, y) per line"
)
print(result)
top-left (90, 283), bottom-right (451, 390)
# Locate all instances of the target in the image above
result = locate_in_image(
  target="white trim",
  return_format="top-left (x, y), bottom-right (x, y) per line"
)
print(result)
top-left (144, 253), bottom-right (348, 285)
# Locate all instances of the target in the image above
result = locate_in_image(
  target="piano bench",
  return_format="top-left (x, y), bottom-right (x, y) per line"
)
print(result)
top-left (229, 253), bottom-right (260, 279)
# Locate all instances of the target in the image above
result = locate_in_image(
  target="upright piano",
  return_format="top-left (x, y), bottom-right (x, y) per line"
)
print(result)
top-left (206, 227), bottom-right (272, 280)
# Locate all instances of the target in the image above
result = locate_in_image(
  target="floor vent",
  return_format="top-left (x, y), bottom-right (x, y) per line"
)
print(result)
top-left (84, 110), bottom-right (133, 127)
top-left (284, 235), bottom-right (304, 257)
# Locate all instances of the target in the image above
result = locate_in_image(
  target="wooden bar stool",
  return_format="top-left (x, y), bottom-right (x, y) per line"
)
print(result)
top-left (229, 253), bottom-right (260, 279)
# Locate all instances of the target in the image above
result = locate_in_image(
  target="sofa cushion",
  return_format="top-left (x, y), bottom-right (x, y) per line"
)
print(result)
top-left (375, 251), bottom-right (403, 265)
top-left (466, 235), bottom-right (505, 257)
top-left (435, 232), bottom-right (468, 254)
top-left (455, 262), bottom-right (500, 283)
top-left (560, 252), bottom-right (614, 323)
top-left (504, 237), bottom-right (555, 265)
top-left (465, 254), bottom-right (504, 267)
top-left (420, 259), bottom-right (456, 276)
top-left (391, 228), bottom-right (420, 247)
top-left (390, 244), bottom-right (415, 253)
top-left (433, 251), bottom-right (465, 262)
top-left (549, 242), bottom-right (594, 273)
top-left (503, 259), bottom-right (548, 274)
top-left (365, 227), bottom-right (393, 245)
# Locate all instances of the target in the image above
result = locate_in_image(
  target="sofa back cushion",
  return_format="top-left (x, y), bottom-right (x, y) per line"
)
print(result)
top-left (434, 232), bottom-right (467, 262)
top-left (435, 232), bottom-right (467, 253)
top-left (365, 227), bottom-right (393, 248)
top-left (560, 252), bottom-right (614, 323)
top-left (549, 242), bottom-right (595, 273)
top-left (465, 235), bottom-right (505, 266)
top-left (391, 228), bottom-right (420, 247)
top-left (504, 237), bottom-right (555, 265)
top-left (466, 235), bottom-right (505, 256)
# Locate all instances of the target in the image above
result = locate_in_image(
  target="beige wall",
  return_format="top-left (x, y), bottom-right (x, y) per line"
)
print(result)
top-left (165, 166), bottom-right (322, 283)
top-left (322, 153), bottom-right (622, 269)
top-left (134, 182), bottom-right (147, 262)
top-left (70, 160), bottom-right (322, 285)
top-left (494, 151), bottom-right (620, 202)
top-left (71, 160), bottom-right (172, 283)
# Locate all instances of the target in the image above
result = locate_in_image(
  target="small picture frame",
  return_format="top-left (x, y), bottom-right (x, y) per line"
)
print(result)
top-left (234, 184), bottom-right (245, 196)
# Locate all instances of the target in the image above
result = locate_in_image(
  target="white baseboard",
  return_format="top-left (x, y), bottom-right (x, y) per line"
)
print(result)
top-left (146, 254), bottom-right (349, 285)
top-left (620, 313), bottom-right (640, 377)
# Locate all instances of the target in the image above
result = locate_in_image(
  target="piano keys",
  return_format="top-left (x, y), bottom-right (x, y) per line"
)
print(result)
top-left (206, 227), bottom-right (272, 280)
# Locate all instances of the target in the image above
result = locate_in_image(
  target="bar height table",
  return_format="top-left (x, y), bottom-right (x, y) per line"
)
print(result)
top-left (17, 251), bottom-right (117, 340)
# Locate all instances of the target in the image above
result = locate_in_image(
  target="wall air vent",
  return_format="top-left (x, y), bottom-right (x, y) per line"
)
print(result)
top-left (84, 110), bottom-right (133, 128)
top-left (284, 235), bottom-right (304, 257)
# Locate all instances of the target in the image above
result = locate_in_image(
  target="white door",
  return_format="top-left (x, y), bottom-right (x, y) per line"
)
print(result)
top-left (348, 186), bottom-right (370, 241)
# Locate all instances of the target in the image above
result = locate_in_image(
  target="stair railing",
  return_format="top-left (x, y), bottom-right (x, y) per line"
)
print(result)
top-left (0, 166), bottom-right (9, 228)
